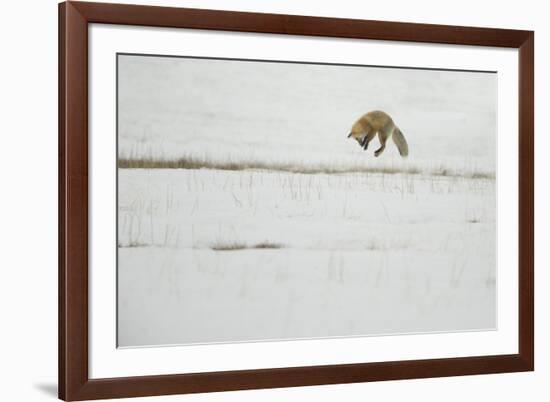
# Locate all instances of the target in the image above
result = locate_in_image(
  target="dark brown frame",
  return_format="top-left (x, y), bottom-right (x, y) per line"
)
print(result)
top-left (59, 1), bottom-right (534, 400)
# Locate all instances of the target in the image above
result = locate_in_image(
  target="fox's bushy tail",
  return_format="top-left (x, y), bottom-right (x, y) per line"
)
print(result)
top-left (392, 127), bottom-right (408, 157)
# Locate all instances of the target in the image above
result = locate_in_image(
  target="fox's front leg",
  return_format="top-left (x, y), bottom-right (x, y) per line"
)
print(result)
top-left (361, 130), bottom-right (376, 151)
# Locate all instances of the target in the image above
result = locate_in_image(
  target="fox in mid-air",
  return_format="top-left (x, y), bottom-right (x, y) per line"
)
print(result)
top-left (347, 110), bottom-right (408, 158)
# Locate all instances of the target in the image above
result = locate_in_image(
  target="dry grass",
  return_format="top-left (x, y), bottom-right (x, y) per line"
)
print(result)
top-left (118, 156), bottom-right (494, 180)
top-left (118, 156), bottom-right (421, 175)
top-left (210, 242), bottom-right (247, 251)
top-left (118, 241), bottom-right (149, 248)
top-left (253, 241), bottom-right (284, 249)
top-left (431, 165), bottom-right (494, 180)
top-left (211, 241), bottom-right (284, 251)
top-left (470, 172), bottom-right (495, 180)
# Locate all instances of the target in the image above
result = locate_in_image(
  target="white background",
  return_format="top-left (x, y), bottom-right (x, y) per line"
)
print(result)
top-left (0, 0), bottom-right (546, 401)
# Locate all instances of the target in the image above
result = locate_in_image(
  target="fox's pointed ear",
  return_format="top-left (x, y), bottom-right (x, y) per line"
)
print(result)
top-left (347, 132), bottom-right (352, 138)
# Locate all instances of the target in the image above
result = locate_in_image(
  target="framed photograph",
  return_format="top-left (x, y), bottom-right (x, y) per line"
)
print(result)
top-left (59, 1), bottom-right (534, 400)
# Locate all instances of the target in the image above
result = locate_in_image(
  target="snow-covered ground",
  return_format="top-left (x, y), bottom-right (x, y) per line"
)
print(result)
top-left (118, 169), bottom-right (496, 346)
top-left (117, 54), bottom-right (497, 347)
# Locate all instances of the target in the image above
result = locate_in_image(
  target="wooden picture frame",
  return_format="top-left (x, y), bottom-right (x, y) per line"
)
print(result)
top-left (59, 1), bottom-right (534, 400)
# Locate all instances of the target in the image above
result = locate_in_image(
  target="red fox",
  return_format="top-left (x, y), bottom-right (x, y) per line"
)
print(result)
top-left (347, 111), bottom-right (408, 157)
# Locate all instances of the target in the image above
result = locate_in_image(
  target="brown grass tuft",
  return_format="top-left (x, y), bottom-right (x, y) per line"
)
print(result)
top-left (211, 241), bottom-right (284, 251)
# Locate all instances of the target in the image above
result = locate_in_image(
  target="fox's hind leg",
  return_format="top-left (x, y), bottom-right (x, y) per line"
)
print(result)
top-left (374, 143), bottom-right (386, 157)
top-left (374, 134), bottom-right (387, 157)
top-left (374, 126), bottom-right (393, 157)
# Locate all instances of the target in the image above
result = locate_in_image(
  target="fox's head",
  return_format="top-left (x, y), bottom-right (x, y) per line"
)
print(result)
top-left (347, 121), bottom-right (367, 145)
